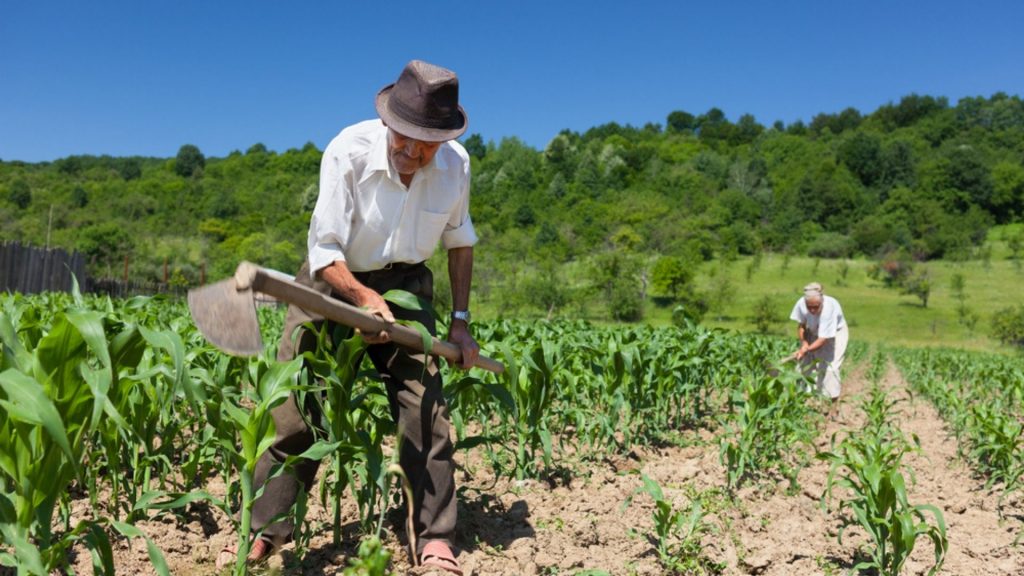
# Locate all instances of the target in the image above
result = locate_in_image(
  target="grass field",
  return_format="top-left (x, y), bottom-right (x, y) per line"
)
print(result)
top-left (471, 224), bottom-right (1024, 354)
top-left (468, 223), bottom-right (1019, 350)
top-left (689, 252), bottom-right (1021, 351)
top-left (677, 224), bottom-right (1024, 353)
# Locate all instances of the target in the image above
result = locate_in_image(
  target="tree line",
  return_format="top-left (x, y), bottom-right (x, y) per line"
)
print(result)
top-left (1, 93), bottom-right (1022, 321)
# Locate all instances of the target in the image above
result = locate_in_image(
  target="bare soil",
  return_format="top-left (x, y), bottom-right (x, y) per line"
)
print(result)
top-left (63, 362), bottom-right (1024, 575)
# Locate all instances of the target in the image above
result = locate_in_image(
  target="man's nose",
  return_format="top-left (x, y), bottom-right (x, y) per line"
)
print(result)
top-left (402, 139), bottom-right (420, 155)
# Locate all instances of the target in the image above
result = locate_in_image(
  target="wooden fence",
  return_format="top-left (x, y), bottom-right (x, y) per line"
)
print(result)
top-left (0, 242), bottom-right (87, 294)
top-left (0, 242), bottom-right (189, 297)
top-left (89, 277), bottom-right (187, 298)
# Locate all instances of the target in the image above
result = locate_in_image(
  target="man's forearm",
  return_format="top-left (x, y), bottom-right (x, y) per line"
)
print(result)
top-left (318, 259), bottom-right (395, 326)
top-left (319, 260), bottom-right (372, 304)
top-left (806, 337), bottom-right (828, 352)
top-left (448, 246), bottom-right (473, 312)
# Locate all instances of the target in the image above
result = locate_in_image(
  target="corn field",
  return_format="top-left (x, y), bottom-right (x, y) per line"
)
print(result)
top-left (0, 290), bottom-right (1020, 575)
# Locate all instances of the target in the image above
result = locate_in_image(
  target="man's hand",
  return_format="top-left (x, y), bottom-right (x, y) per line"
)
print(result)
top-left (795, 342), bottom-right (810, 360)
top-left (447, 321), bottom-right (479, 369)
top-left (319, 261), bottom-right (395, 344)
top-left (354, 287), bottom-right (395, 344)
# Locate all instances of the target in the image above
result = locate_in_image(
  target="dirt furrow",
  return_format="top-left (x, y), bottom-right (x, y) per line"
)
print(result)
top-left (63, 355), bottom-right (1024, 575)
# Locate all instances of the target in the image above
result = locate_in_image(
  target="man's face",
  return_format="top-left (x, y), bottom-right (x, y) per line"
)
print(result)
top-left (387, 128), bottom-right (443, 177)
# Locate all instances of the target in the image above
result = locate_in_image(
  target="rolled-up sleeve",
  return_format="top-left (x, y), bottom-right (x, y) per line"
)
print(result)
top-left (440, 157), bottom-right (478, 249)
top-left (790, 299), bottom-right (805, 324)
top-left (307, 143), bottom-right (353, 278)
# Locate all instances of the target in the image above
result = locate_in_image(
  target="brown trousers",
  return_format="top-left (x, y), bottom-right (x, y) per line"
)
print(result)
top-left (249, 261), bottom-right (456, 554)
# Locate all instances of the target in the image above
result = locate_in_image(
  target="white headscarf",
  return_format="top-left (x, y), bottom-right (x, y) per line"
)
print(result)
top-left (803, 281), bottom-right (823, 302)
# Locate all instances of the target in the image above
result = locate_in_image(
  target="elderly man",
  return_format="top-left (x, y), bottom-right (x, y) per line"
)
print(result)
top-left (221, 60), bottom-right (478, 575)
top-left (791, 282), bottom-right (849, 419)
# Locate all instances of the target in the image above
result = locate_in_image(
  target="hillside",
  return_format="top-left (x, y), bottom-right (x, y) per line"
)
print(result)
top-left (2, 93), bottom-right (1023, 347)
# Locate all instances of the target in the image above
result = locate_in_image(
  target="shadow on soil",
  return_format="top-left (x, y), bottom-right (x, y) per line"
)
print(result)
top-left (456, 491), bottom-right (536, 554)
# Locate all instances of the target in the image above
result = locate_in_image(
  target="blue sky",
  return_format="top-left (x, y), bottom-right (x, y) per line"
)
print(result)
top-left (1, 1), bottom-right (1022, 162)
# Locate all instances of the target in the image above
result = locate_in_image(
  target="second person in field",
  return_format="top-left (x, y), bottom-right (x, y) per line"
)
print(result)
top-left (790, 282), bottom-right (848, 419)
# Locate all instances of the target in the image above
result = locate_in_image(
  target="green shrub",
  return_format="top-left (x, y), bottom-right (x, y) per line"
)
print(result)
top-left (992, 305), bottom-right (1024, 348)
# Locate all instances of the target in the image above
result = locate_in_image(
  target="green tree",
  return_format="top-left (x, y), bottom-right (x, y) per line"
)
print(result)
top-left (78, 221), bottom-right (134, 272)
top-left (901, 268), bottom-right (932, 307)
top-left (949, 273), bottom-right (966, 303)
top-left (520, 262), bottom-right (571, 318)
top-left (869, 250), bottom-right (915, 288)
top-left (650, 255), bottom-right (694, 300)
top-left (991, 161), bottom-right (1024, 222)
top-left (810, 107), bottom-right (862, 135)
top-left (175, 144), bottom-right (205, 177)
top-left (543, 133), bottom-right (576, 176)
top-left (71, 186), bottom-right (89, 208)
top-left (991, 305), bottom-right (1024, 348)
top-left (696, 107), bottom-right (732, 144)
top-left (462, 133), bottom-right (486, 159)
top-left (879, 140), bottom-right (916, 192)
top-left (55, 156), bottom-right (83, 175)
top-left (118, 157), bottom-right (142, 181)
top-left (667, 110), bottom-right (696, 133)
top-left (589, 249), bottom-right (643, 321)
top-left (705, 265), bottom-right (736, 321)
top-left (9, 178), bottom-right (31, 209)
top-left (950, 273), bottom-right (979, 331)
top-left (732, 113), bottom-right (764, 145)
top-left (1007, 228), bottom-right (1024, 263)
top-left (750, 294), bottom-right (779, 334)
top-left (874, 94), bottom-right (948, 129)
top-left (942, 145), bottom-right (993, 212)
top-left (837, 132), bottom-right (882, 187)
top-left (609, 278), bottom-right (644, 322)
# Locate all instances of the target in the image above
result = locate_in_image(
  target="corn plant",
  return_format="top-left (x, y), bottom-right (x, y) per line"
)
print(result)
top-left (340, 535), bottom-right (393, 576)
top-left (860, 381), bottom-right (904, 440)
top-left (719, 371), bottom-right (820, 490)
top-left (500, 339), bottom-right (560, 479)
top-left (622, 474), bottom-right (722, 575)
top-left (819, 432), bottom-right (947, 575)
top-left (966, 401), bottom-right (1024, 492)
top-left (212, 356), bottom-right (303, 575)
top-left (0, 307), bottom-right (169, 575)
top-left (894, 348), bottom-right (1024, 498)
top-left (303, 323), bottom-right (393, 544)
top-left (867, 347), bottom-right (888, 385)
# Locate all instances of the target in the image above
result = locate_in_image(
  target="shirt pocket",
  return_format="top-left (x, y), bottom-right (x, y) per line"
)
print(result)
top-left (417, 210), bottom-right (450, 250)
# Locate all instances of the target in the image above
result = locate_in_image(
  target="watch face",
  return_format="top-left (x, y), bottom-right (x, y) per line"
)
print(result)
top-left (453, 310), bottom-right (471, 323)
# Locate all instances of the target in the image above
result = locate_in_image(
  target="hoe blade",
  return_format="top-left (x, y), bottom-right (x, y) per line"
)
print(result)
top-left (187, 278), bottom-right (263, 356)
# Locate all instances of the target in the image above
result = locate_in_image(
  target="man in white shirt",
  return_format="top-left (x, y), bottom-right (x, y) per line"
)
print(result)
top-left (790, 282), bottom-right (849, 419)
top-left (225, 60), bottom-right (476, 574)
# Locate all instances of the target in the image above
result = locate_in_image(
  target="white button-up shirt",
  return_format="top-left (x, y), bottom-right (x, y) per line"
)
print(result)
top-left (790, 295), bottom-right (846, 339)
top-left (307, 119), bottom-right (478, 275)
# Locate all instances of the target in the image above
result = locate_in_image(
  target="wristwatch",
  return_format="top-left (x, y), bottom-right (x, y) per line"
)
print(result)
top-left (451, 310), bottom-right (471, 324)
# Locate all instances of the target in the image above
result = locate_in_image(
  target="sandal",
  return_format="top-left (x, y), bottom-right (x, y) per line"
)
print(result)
top-left (215, 535), bottom-right (278, 570)
top-left (420, 540), bottom-right (462, 575)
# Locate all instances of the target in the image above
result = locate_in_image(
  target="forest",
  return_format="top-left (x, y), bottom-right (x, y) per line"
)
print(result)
top-left (2, 93), bottom-right (1023, 322)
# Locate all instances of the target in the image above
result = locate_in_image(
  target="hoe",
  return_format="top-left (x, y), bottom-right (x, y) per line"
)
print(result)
top-left (187, 261), bottom-right (504, 373)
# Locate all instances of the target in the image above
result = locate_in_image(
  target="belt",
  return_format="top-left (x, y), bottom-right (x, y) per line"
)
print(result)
top-left (353, 261), bottom-right (426, 279)
top-left (378, 261), bottom-right (424, 271)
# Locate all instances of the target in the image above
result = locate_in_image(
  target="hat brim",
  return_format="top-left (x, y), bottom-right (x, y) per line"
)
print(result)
top-left (375, 84), bottom-right (468, 142)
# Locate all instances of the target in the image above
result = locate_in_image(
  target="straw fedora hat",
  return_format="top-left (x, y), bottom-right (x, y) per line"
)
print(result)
top-left (375, 60), bottom-right (468, 142)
